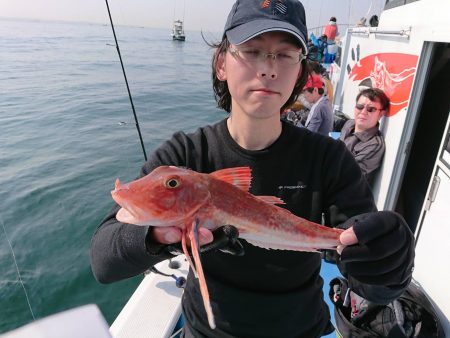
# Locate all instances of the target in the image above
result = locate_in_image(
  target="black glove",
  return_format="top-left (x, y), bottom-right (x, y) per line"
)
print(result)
top-left (338, 211), bottom-right (415, 287)
top-left (166, 225), bottom-right (244, 257)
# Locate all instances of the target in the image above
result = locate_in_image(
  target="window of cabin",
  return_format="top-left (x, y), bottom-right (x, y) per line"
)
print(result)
top-left (384, 0), bottom-right (421, 10)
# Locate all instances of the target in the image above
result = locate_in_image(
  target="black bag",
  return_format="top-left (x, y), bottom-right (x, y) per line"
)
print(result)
top-left (329, 278), bottom-right (445, 338)
top-left (333, 110), bottom-right (350, 132)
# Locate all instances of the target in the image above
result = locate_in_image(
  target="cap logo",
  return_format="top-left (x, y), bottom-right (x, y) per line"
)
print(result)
top-left (261, 0), bottom-right (288, 15)
top-left (261, 0), bottom-right (271, 8)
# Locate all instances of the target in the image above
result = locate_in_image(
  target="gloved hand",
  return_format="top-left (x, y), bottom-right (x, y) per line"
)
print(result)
top-left (337, 211), bottom-right (415, 287)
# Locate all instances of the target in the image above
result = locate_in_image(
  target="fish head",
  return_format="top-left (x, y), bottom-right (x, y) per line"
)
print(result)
top-left (111, 166), bottom-right (211, 226)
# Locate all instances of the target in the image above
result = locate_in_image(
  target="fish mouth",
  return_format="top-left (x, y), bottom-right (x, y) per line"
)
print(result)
top-left (116, 207), bottom-right (142, 225)
top-left (111, 186), bottom-right (202, 227)
top-left (111, 177), bottom-right (209, 227)
top-left (111, 181), bottom-right (129, 208)
top-left (115, 202), bottom-right (193, 227)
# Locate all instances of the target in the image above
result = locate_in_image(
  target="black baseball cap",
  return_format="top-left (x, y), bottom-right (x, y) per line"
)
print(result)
top-left (223, 0), bottom-right (308, 53)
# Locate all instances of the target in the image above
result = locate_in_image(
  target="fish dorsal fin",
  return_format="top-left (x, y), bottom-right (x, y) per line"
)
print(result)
top-left (257, 196), bottom-right (286, 205)
top-left (210, 167), bottom-right (252, 192)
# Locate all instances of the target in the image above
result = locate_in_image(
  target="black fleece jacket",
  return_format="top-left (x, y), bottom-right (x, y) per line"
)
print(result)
top-left (91, 119), bottom-right (410, 338)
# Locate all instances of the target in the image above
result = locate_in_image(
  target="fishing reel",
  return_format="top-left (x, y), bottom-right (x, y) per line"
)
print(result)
top-left (149, 265), bottom-right (187, 289)
top-left (149, 225), bottom-right (244, 288)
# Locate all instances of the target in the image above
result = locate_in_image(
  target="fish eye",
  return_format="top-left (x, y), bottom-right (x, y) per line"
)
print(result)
top-left (165, 177), bottom-right (180, 189)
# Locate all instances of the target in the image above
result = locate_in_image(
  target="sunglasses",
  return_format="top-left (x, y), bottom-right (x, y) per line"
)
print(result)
top-left (355, 103), bottom-right (383, 113)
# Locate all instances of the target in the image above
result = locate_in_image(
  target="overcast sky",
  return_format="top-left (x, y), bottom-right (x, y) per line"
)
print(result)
top-left (0, 0), bottom-right (384, 33)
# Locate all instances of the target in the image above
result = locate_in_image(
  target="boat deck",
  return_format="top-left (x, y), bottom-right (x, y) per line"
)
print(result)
top-left (110, 256), bottom-right (342, 338)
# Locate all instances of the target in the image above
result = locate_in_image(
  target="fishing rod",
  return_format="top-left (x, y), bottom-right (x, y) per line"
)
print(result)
top-left (104, 0), bottom-right (148, 161)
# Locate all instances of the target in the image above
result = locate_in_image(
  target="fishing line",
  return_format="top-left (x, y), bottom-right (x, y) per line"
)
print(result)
top-left (169, 327), bottom-right (183, 338)
top-left (1, 217), bottom-right (36, 320)
top-left (104, 0), bottom-right (148, 162)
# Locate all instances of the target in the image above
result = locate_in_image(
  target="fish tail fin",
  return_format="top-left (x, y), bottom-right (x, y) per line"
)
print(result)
top-left (189, 220), bottom-right (216, 329)
top-left (181, 232), bottom-right (198, 278)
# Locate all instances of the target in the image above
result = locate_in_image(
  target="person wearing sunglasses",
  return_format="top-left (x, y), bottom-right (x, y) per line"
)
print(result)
top-left (340, 88), bottom-right (390, 186)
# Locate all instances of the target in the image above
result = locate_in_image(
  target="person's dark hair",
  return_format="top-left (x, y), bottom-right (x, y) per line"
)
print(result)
top-left (210, 37), bottom-right (308, 113)
top-left (356, 88), bottom-right (390, 111)
top-left (369, 15), bottom-right (379, 27)
top-left (308, 60), bottom-right (326, 76)
top-left (304, 86), bottom-right (324, 95)
top-left (330, 17), bottom-right (337, 22)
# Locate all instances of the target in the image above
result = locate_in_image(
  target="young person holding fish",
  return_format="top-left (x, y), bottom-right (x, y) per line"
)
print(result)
top-left (91, 1), bottom-right (415, 337)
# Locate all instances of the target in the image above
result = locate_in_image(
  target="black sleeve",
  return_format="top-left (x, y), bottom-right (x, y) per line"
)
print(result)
top-left (90, 131), bottom-right (195, 283)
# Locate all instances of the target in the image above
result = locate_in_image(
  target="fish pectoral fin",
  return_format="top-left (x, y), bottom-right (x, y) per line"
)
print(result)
top-left (181, 229), bottom-right (198, 278)
top-left (210, 167), bottom-right (252, 192)
top-left (188, 220), bottom-right (216, 329)
top-left (256, 196), bottom-right (286, 205)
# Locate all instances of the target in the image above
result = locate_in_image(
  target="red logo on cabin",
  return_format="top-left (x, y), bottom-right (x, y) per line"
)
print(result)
top-left (348, 53), bottom-right (418, 117)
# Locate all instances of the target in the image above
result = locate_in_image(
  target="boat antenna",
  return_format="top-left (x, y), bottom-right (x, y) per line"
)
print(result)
top-left (349, 0), bottom-right (356, 27)
top-left (173, 0), bottom-right (176, 21)
top-left (104, 0), bottom-right (148, 161)
top-left (364, 0), bottom-right (375, 21)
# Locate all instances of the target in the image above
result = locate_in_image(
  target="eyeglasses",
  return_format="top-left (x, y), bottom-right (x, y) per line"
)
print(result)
top-left (229, 46), bottom-right (307, 67)
top-left (355, 103), bottom-right (383, 113)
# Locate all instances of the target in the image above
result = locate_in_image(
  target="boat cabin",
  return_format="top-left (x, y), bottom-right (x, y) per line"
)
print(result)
top-left (332, 0), bottom-right (450, 333)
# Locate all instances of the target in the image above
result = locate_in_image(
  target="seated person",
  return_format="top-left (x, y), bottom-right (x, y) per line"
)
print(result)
top-left (306, 38), bottom-right (319, 62)
top-left (340, 88), bottom-right (389, 186)
top-left (316, 34), bottom-right (328, 62)
top-left (302, 75), bottom-right (333, 136)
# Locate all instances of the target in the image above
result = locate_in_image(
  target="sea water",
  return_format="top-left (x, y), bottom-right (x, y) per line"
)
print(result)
top-left (0, 18), bottom-right (226, 333)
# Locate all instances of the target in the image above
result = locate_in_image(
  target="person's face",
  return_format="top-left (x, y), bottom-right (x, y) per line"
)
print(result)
top-left (354, 95), bottom-right (385, 132)
top-left (216, 32), bottom-right (303, 121)
top-left (301, 87), bottom-right (319, 104)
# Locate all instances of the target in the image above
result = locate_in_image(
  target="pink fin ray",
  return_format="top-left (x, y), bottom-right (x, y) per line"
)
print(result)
top-left (256, 195), bottom-right (286, 205)
top-left (246, 238), bottom-right (321, 252)
top-left (188, 221), bottom-right (216, 329)
top-left (210, 167), bottom-right (252, 192)
top-left (181, 231), bottom-right (197, 278)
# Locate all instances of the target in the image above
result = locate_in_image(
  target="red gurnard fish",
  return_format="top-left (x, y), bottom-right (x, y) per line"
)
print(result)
top-left (111, 166), bottom-right (343, 329)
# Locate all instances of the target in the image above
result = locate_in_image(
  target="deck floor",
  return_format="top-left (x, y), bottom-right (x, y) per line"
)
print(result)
top-left (320, 260), bottom-right (342, 338)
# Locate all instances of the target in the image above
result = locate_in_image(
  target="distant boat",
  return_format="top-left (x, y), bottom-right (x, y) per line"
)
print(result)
top-left (172, 20), bottom-right (185, 41)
